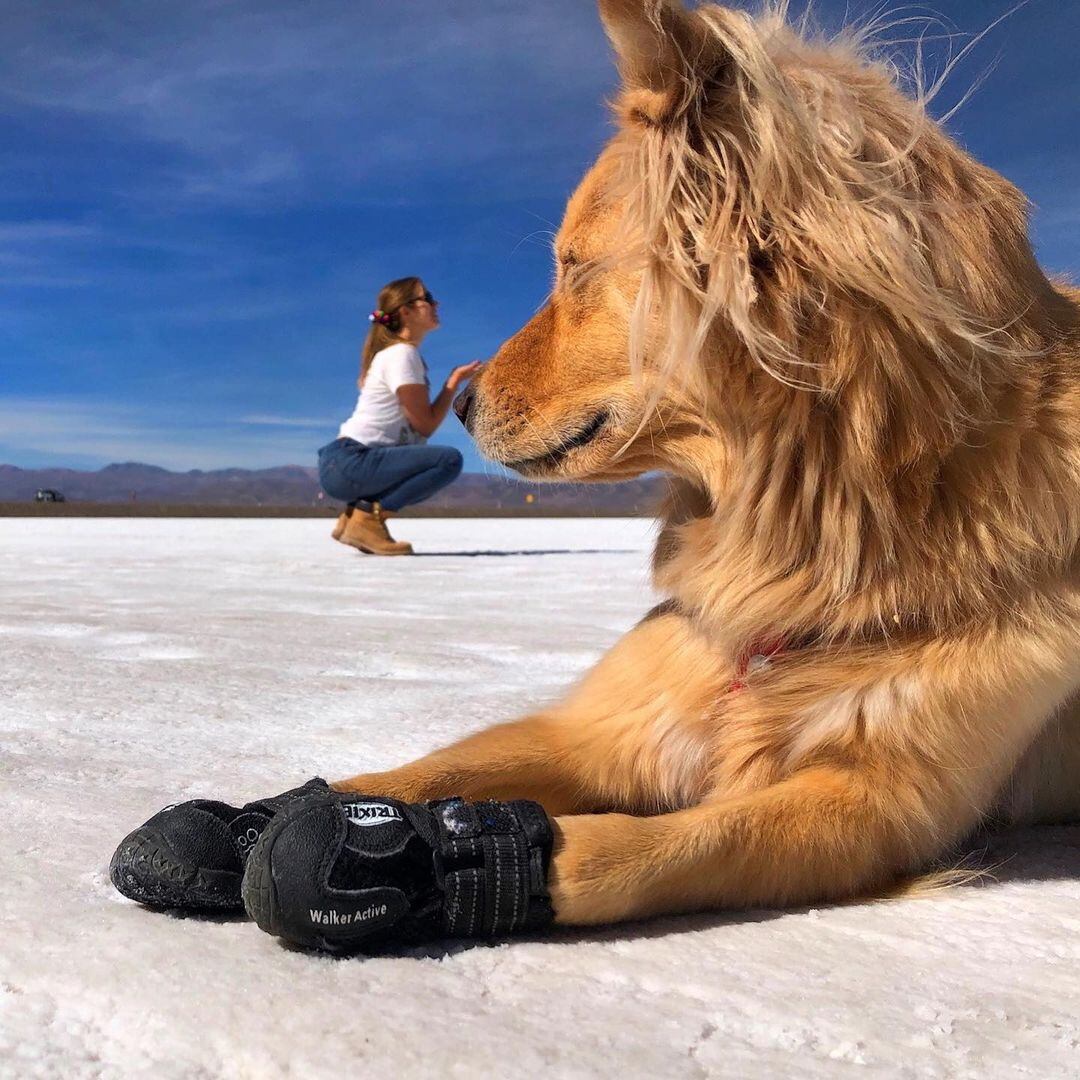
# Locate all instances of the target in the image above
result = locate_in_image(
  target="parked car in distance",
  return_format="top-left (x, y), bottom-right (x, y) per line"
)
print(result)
top-left (34, 489), bottom-right (66, 503)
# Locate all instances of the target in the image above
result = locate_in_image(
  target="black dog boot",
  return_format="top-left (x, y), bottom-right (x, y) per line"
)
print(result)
top-left (242, 790), bottom-right (554, 953)
top-left (110, 778), bottom-right (330, 912)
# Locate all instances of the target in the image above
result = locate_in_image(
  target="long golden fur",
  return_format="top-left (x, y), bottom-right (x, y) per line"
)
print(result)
top-left (335, 0), bottom-right (1080, 926)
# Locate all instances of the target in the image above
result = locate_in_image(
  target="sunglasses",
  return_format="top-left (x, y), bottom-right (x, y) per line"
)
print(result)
top-left (405, 290), bottom-right (437, 307)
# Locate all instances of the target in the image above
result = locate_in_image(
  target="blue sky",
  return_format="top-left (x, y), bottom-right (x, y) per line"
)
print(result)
top-left (2, 0), bottom-right (1077, 473)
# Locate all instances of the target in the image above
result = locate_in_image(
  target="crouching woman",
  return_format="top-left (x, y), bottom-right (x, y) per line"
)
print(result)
top-left (318, 277), bottom-right (481, 555)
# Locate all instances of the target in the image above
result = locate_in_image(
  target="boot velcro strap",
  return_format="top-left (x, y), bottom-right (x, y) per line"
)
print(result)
top-left (430, 798), bottom-right (553, 937)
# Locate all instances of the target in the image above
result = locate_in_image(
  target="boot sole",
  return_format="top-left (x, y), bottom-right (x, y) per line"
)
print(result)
top-left (110, 827), bottom-right (244, 912)
top-left (336, 536), bottom-right (412, 556)
top-left (240, 807), bottom-right (288, 939)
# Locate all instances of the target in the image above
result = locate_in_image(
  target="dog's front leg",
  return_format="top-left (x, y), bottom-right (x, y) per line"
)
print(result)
top-left (549, 754), bottom-right (1015, 925)
top-left (333, 714), bottom-right (595, 816)
top-left (547, 766), bottom-right (925, 924)
top-left (334, 607), bottom-right (726, 816)
top-left (548, 624), bottom-right (1080, 925)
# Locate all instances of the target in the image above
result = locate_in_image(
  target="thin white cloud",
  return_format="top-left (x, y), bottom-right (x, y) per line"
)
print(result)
top-left (0, 223), bottom-right (98, 287)
top-left (1036, 205), bottom-right (1080, 227)
top-left (239, 414), bottom-right (334, 429)
top-left (0, 217), bottom-right (243, 289)
top-left (0, 396), bottom-right (326, 471)
top-left (0, 1), bottom-right (615, 207)
top-left (0, 274), bottom-right (92, 288)
top-left (0, 222), bottom-right (99, 242)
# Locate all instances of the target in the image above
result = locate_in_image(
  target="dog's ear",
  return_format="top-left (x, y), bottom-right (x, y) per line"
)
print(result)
top-left (598, 0), bottom-right (730, 124)
top-left (598, 0), bottom-right (701, 89)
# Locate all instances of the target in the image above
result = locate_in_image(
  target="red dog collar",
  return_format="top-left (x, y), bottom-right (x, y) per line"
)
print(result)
top-left (728, 637), bottom-right (788, 693)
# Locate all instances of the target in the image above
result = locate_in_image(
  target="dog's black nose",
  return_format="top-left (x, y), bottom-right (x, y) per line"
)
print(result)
top-left (453, 383), bottom-right (477, 431)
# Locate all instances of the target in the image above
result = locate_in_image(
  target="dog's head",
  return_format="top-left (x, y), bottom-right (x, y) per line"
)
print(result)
top-left (456, 143), bottom-right (657, 482)
top-left (459, 0), bottom-right (1040, 485)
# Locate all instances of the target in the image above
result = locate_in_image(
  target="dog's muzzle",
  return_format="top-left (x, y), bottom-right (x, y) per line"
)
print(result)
top-left (453, 383), bottom-right (477, 432)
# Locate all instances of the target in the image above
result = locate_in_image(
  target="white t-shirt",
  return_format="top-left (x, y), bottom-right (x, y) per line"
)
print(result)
top-left (338, 343), bottom-right (430, 447)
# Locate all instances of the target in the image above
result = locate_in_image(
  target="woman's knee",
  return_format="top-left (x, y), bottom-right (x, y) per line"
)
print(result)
top-left (439, 447), bottom-right (464, 479)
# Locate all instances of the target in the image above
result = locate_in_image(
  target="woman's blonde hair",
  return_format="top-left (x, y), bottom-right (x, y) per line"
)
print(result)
top-left (359, 276), bottom-right (424, 387)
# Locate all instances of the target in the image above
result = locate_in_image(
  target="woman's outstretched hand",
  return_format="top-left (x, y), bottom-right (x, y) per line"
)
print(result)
top-left (447, 360), bottom-right (484, 391)
top-left (401, 360), bottom-right (484, 437)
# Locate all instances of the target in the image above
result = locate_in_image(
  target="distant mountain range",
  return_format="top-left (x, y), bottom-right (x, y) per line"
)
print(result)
top-left (0, 462), bottom-right (667, 515)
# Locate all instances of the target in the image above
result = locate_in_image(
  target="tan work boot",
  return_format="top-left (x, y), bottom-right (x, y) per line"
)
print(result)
top-left (331, 509), bottom-right (351, 541)
top-left (338, 503), bottom-right (413, 556)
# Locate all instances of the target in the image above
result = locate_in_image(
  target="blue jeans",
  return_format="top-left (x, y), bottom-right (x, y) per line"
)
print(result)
top-left (317, 438), bottom-right (464, 513)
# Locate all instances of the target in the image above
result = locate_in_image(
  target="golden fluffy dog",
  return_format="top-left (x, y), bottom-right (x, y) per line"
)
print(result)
top-left (337, 0), bottom-right (1080, 926)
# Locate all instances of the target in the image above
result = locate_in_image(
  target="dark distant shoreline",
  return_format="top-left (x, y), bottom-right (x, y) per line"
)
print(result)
top-left (0, 463), bottom-right (666, 517)
top-left (0, 501), bottom-right (653, 519)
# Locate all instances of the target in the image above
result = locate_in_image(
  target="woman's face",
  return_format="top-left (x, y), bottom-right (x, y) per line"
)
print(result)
top-left (398, 282), bottom-right (440, 336)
